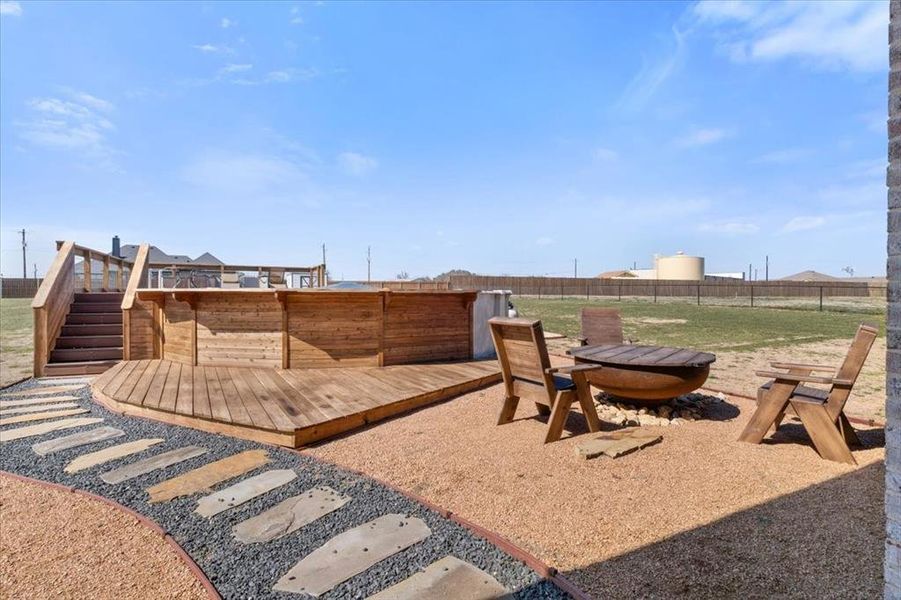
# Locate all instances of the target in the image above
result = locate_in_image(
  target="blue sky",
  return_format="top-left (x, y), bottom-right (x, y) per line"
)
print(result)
top-left (0, 0), bottom-right (889, 280)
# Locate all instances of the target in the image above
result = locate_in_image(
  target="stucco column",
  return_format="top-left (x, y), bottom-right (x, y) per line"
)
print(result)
top-left (888, 1), bottom-right (901, 596)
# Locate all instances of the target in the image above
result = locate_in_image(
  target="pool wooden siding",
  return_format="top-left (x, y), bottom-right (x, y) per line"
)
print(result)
top-left (123, 290), bottom-right (478, 370)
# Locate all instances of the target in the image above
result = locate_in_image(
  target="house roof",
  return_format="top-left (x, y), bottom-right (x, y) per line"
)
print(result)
top-left (780, 270), bottom-right (838, 282)
top-left (597, 270), bottom-right (637, 279)
top-left (118, 244), bottom-right (223, 266)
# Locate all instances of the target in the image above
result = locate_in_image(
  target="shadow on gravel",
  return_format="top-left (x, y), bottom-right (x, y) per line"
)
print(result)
top-left (558, 461), bottom-right (885, 599)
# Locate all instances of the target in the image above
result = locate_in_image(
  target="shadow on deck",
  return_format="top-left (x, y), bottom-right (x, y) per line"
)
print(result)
top-left (92, 359), bottom-right (501, 447)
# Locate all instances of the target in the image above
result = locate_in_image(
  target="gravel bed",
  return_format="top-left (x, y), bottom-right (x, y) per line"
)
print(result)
top-left (0, 378), bottom-right (568, 599)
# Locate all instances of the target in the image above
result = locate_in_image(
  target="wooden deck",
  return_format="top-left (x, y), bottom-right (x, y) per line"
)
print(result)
top-left (91, 360), bottom-right (501, 447)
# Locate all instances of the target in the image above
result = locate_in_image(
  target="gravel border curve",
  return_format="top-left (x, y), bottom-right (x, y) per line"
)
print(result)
top-left (0, 378), bottom-right (575, 600)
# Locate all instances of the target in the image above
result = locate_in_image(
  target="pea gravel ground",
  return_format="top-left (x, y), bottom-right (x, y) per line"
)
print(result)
top-left (0, 379), bottom-right (569, 600)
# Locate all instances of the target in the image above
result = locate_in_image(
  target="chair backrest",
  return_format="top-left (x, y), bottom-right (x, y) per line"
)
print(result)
top-left (488, 317), bottom-right (554, 397)
top-left (580, 307), bottom-right (625, 345)
top-left (269, 268), bottom-right (286, 285)
top-left (827, 323), bottom-right (878, 417)
top-left (221, 272), bottom-right (240, 288)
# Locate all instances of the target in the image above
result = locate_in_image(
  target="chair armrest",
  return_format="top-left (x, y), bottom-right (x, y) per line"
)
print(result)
top-left (755, 370), bottom-right (853, 386)
top-left (546, 364), bottom-right (603, 376)
top-left (770, 362), bottom-right (836, 373)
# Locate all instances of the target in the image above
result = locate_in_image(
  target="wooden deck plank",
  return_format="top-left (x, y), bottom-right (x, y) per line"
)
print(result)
top-left (92, 359), bottom-right (501, 448)
top-left (193, 366), bottom-right (212, 419)
top-left (142, 361), bottom-right (172, 409)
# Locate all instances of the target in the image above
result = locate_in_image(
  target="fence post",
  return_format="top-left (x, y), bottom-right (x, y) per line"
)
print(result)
top-left (538, 284), bottom-right (541, 300)
top-left (560, 280), bottom-right (564, 300)
top-left (586, 281), bottom-right (590, 300)
top-left (697, 284), bottom-right (700, 306)
top-left (819, 286), bottom-right (823, 311)
top-left (618, 283), bottom-right (622, 301)
top-left (653, 284), bottom-right (657, 304)
top-left (750, 285), bottom-right (754, 307)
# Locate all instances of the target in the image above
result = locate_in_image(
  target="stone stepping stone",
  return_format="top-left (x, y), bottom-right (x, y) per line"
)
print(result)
top-left (367, 556), bottom-right (510, 600)
top-left (1, 402), bottom-right (80, 416)
top-left (1, 384), bottom-right (84, 397)
top-left (575, 431), bottom-right (662, 460)
top-left (0, 395), bottom-right (81, 408)
top-left (195, 469), bottom-right (296, 518)
top-left (32, 426), bottom-right (125, 456)
top-left (234, 486), bottom-right (351, 544)
top-left (146, 449), bottom-right (269, 503)
top-left (273, 513), bottom-right (431, 597)
top-left (37, 377), bottom-right (93, 386)
top-left (101, 446), bottom-right (208, 485)
top-left (0, 408), bottom-right (89, 426)
top-left (65, 438), bottom-right (165, 473)
top-left (0, 418), bottom-right (103, 442)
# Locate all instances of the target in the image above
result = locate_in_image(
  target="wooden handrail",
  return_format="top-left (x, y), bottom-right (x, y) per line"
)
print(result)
top-left (68, 242), bottom-right (134, 268)
top-left (122, 244), bottom-right (150, 310)
top-left (32, 241), bottom-right (75, 310)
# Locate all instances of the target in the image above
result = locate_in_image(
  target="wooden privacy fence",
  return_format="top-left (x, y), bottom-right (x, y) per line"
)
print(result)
top-left (339, 280), bottom-right (452, 291)
top-left (448, 275), bottom-right (885, 300)
top-left (1, 278), bottom-right (43, 298)
top-left (123, 288), bottom-right (476, 368)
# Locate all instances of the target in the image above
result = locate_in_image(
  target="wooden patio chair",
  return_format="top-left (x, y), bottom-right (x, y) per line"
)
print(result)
top-left (577, 307), bottom-right (635, 346)
top-left (268, 268), bottom-right (288, 289)
top-left (737, 323), bottom-right (878, 464)
top-left (489, 317), bottom-right (603, 443)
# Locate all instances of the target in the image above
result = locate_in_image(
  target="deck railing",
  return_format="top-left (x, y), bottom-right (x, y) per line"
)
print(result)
top-left (122, 244), bottom-right (151, 361)
top-left (32, 241), bottom-right (135, 377)
top-left (144, 262), bottom-right (327, 289)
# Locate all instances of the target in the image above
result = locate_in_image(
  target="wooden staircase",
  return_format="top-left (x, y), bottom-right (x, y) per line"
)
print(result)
top-left (44, 292), bottom-right (124, 376)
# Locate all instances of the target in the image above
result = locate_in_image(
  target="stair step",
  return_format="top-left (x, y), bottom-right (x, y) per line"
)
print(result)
top-left (74, 293), bottom-right (125, 303)
top-left (50, 347), bottom-right (123, 363)
top-left (69, 303), bottom-right (122, 314)
top-left (65, 313), bottom-right (123, 325)
top-left (55, 335), bottom-right (123, 349)
top-left (61, 324), bottom-right (122, 336)
top-left (44, 360), bottom-right (120, 376)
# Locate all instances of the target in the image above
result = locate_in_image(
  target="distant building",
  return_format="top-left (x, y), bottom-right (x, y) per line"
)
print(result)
top-left (598, 251), bottom-right (705, 282)
top-left (780, 270), bottom-right (838, 282)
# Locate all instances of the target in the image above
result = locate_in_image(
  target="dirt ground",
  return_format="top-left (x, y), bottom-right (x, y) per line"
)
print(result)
top-left (310, 383), bottom-right (885, 599)
top-left (0, 474), bottom-right (209, 600)
top-left (546, 336), bottom-right (887, 421)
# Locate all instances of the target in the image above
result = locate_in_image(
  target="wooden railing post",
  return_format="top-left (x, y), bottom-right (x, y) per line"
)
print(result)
top-left (115, 261), bottom-right (124, 290)
top-left (102, 256), bottom-right (110, 291)
top-left (121, 244), bottom-right (151, 361)
top-left (83, 250), bottom-right (92, 292)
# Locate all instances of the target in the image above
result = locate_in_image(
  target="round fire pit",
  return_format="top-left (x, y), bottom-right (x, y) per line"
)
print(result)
top-left (569, 344), bottom-right (716, 406)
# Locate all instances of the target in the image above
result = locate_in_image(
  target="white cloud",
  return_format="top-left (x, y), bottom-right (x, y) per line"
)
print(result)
top-left (616, 26), bottom-right (686, 111)
top-left (693, 0), bottom-right (888, 72)
top-left (193, 43), bottom-right (233, 54)
top-left (219, 63), bottom-right (253, 75)
top-left (592, 147), bottom-right (619, 162)
top-left (535, 237), bottom-right (555, 247)
top-left (226, 67), bottom-right (318, 86)
top-left (0, 1), bottom-right (22, 16)
top-left (220, 17), bottom-right (233, 28)
top-left (675, 127), bottom-right (730, 147)
top-left (781, 215), bottom-right (826, 233)
top-left (182, 152), bottom-right (308, 196)
top-left (753, 147), bottom-right (811, 164)
top-left (338, 152), bottom-right (378, 176)
top-left (17, 90), bottom-right (119, 169)
top-left (698, 221), bottom-right (759, 235)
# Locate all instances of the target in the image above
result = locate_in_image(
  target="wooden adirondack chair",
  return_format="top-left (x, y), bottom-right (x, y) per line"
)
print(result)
top-left (221, 272), bottom-right (241, 289)
top-left (489, 317), bottom-right (603, 443)
top-left (737, 323), bottom-right (878, 464)
top-left (577, 307), bottom-right (635, 346)
top-left (268, 268), bottom-right (288, 289)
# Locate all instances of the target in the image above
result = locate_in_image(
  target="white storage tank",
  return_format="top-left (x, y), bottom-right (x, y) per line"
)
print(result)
top-left (655, 252), bottom-right (704, 281)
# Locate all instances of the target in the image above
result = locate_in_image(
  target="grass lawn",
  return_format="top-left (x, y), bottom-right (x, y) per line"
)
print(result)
top-left (513, 296), bottom-right (885, 352)
top-left (0, 298), bottom-right (33, 387)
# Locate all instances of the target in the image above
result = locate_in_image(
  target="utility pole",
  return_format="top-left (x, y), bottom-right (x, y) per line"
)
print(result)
top-left (765, 255), bottom-right (769, 281)
top-left (573, 258), bottom-right (578, 278)
top-left (366, 246), bottom-right (371, 284)
top-left (33, 263), bottom-right (37, 279)
top-left (321, 243), bottom-right (326, 266)
top-left (19, 229), bottom-right (26, 278)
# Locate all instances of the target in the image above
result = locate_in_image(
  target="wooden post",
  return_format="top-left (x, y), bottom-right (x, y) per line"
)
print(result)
top-left (586, 281), bottom-right (590, 300)
top-left (192, 303), bottom-right (199, 366)
top-left (378, 292), bottom-right (387, 367)
top-left (819, 286), bottom-right (823, 312)
top-left (115, 261), bottom-right (124, 290)
top-left (83, 250), bottom-right (92, 292)
top-left (653, 284), bottom-right (657, 303)
top-left (122, 309), bottom-right (131, 361)
top-left (697, 284), bottom-right (701, 306)
top-left (101, 256), bottom-right (110, 291)
top-left (33, 307), bottom-right (47, 377)
top-left (750, 285), bottom-right (755, 307)
top-left (278, 292), bottom-right (289, 369)
top-left (618, 283), bottom-right (622, 301)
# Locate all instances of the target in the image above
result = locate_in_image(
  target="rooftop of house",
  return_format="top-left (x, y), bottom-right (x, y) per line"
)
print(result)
top-left (118, 244), bottom-right (224, 266)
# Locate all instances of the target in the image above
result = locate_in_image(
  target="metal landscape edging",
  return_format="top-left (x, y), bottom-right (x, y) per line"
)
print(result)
top-left (0, 470), bottom-right (223, 600)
